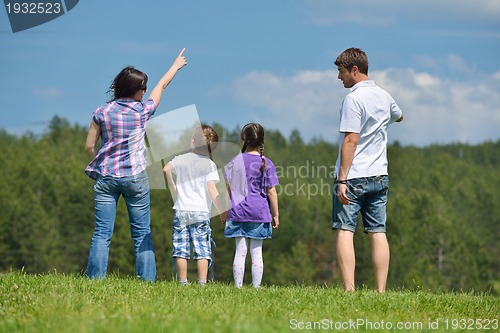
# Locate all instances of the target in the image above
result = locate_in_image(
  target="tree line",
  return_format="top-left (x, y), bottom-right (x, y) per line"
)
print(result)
top-left (0, 116), bottom-right (498, 293)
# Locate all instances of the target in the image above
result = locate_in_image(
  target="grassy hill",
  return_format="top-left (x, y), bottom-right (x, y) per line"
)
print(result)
top-left (1, 272), bottom-right (498, 333)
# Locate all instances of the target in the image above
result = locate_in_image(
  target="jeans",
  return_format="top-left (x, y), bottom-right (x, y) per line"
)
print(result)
top-left (332, 175), bottom-right (389, 233)
top-left (86, 170), bottom-right (156, 282)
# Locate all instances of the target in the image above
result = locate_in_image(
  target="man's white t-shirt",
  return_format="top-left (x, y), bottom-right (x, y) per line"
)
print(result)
top-left (170, 152), bottom-right (220, 212)
top-left (335, 80), bottom-right (403, 179)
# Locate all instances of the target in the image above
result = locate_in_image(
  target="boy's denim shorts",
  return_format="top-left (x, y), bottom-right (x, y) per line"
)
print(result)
top-left (172, 211), bottom-right (212, 262)
top-left (332, 175), bottom-right (389, 233)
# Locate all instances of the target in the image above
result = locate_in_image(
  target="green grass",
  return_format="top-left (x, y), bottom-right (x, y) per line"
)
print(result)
top-left (1, 272), bottom-right (498, 333)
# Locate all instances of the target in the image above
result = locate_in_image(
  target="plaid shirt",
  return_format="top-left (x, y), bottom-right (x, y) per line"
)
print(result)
top-left (85, 98), bottom-right (156, 180)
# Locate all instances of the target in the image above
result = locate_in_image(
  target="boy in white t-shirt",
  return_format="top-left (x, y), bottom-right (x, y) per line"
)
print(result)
top-left (163, 125), bottom-right (227, 285)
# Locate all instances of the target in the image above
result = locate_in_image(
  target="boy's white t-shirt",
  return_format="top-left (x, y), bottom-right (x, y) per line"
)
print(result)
top-left (335, 80), bottom-right (403, 179)
top-left (170, 152), bottom-right (219, 212)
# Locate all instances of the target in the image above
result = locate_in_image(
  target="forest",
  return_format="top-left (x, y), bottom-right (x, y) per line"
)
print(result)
top-left (0, 116), bottom-right (498, 293)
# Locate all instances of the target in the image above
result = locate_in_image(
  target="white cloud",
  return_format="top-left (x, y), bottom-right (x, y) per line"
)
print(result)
top-left (232, 70), bottom-right (343, 141)
top-left (229, 59), bottom-right (500, 146)
top-left (303, 0), bottom-right (500, 26)
top-left (372, 68), bottom-right (500, 145)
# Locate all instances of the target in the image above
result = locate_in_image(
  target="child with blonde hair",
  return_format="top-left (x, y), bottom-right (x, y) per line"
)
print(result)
top-left (163, 125), bottom-right (226, 285)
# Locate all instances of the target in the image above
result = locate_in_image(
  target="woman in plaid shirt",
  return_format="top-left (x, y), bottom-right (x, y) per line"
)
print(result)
top-left (84, 49), bottom-right (187, 282)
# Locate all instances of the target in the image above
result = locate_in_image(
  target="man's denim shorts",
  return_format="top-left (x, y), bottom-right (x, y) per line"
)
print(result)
top-left (332, 175), bottom-right (389, 233)
top-left (172, 211), bottom-right (212, 262)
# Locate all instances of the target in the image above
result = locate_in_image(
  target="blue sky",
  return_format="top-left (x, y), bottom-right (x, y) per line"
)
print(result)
top-left (1, 0), bottom-right (499, 146)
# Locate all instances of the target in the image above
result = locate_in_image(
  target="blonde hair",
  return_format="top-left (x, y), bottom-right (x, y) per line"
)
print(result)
top-left (192, 125), bottom-right (219, 158)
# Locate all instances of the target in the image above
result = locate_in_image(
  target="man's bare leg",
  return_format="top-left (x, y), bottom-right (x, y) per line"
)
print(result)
top-left (369, 232), bottom-right (390, 293)
top-left (336, 229), bottom-right (356, 291)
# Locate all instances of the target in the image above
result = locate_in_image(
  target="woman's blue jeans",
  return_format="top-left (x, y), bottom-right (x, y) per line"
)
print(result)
top-left (86, 171), bottom-right (156, 282)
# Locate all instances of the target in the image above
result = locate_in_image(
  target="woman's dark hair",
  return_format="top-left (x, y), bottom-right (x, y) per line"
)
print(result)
top-left (108, 66), bottom-right (148, 101)
top-left (240, 123), bottom-right (266, 173)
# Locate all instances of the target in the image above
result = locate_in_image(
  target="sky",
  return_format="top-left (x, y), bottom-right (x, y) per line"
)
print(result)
top-left (1, 0), bottom-right (499, 147)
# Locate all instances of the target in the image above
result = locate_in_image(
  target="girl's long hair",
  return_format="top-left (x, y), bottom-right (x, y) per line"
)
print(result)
top-left (240, 123), bottom-right (266, 173)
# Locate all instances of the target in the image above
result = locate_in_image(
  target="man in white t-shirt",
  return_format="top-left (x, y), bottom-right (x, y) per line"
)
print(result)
top-left (332, 48), bottom-right (403, 293)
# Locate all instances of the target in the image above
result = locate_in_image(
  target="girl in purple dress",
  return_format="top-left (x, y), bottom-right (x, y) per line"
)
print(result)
top-left (223, 123), bottom-right (280, 288)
